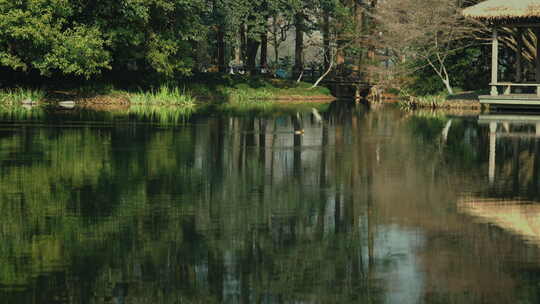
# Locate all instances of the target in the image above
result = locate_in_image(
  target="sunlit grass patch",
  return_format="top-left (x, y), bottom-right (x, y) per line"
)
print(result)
top-left (398, 92), bottom-right (448, 110)
top-left (129, 86), bottom-right (196, 106)
top-left (227, 88), bottom-right (274, 102)
top-left (0, 88), bottom-right (46, 105)
top-left (224, 80), bottom-right (332, 102)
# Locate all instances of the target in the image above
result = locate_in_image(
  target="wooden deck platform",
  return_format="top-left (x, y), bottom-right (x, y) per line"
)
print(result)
top-left (480, 94), bottom-right (540, 107)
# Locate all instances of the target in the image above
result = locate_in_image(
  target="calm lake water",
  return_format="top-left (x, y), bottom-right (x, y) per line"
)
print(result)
top-left (1, 103), bottom-right (540, 303)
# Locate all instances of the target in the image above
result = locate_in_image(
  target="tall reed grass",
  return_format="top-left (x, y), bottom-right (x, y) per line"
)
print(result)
top-left (0, 88), bottom-right (46, 105)
top-left (398, 93), bottom-right (447, 110)
top-left (129, 86), bottom-right (196, 107)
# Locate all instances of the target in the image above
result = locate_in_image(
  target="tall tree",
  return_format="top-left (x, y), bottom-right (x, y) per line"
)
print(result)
top-left (211, 0), bottom-right (228, 72)
top-left (375, 0), bottom-right (478, 94)
top-left (293, 11), bottom-right (305, 77)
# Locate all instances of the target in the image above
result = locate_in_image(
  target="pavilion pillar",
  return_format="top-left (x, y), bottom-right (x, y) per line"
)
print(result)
top-left (534, 28), bottom-right (540, 96)
top-left (536, 28), bottom-right (540, 81)
top-left (491, 29), bottom-right (499, 96)
top-left (516, 28), bottom-right (523, 83)
top-left (489, 122), bottom-right (497, 185)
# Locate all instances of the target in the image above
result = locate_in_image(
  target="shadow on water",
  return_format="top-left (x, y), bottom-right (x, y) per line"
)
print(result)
top-left (3, 102), bottom-right (540, 303)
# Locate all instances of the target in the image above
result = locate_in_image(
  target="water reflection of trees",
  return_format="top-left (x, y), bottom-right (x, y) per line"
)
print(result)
top-left (2, 106), bottom-right (540, 303)
top-left (0, 105), bottom-right (385, 303)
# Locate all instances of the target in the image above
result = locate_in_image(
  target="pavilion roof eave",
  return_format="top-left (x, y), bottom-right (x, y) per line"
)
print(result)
top-left (485, 18), bottom-right (540, 28)
top-left (462, 0), bottom-right (540, 21)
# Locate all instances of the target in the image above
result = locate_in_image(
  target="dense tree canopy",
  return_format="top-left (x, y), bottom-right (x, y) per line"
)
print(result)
top-left (0, 0), bottom-right (207, 78)
top-left (0, 0), bottom-right (365, 78)
top-left (0, 0), bottom-right (493, 95)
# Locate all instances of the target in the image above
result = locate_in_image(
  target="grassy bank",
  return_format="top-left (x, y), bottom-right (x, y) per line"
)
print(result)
top-left (186, 75), bottom-right (334, 102)
top-left (0, 76), bottom-right (334, 124)
top-left (0, 75), bottom-right (334, 108)
top-left (397, 90), bottom-right (481, 110)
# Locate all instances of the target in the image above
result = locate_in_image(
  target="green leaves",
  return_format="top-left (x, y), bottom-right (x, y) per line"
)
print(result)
top-left (0, 0), bottom-right (207, 78)
top-left (0, 0), bottom-right (360, 80)
top-left (35, 26), bottom-right (111, 78)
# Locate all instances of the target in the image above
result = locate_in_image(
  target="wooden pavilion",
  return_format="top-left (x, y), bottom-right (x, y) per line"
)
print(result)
top-left (463, 0), bottom-right (540, 106)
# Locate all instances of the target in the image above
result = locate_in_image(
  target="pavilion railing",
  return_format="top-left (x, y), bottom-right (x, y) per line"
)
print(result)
top-left (490, 82), bottom-right (540, 97)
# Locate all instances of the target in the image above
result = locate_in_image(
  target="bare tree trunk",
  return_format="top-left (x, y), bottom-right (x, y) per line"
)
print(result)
top-left (366, 0), bottom-right (378, 83)
top-left (272, 17), bottom-right (280, 63)
top-left (443, 78), bottom-right (454, 95)
top-left (294, 12), bottom-right (304, 78)
top-left (259, 3), bottom-right (269, 70)
top-left (260, 31), bottom-right (268, 69)
top-left (353, 1), bottom-right (364, 72)
top-left (217, 25), bottom-right (226, 73)
top-left (336, 43), bottom-right (345, 74)
top-left (234, 42), bottom-right (241, 65)
top-left (239, 24), bottom-right (247, 65)
top-left (323, 11), bottom-right (331, 70)
top-left (193, 40), bottom-right (201, 72)
top-left (426, 56), bottom-right (454, 94)
top-left (246, 37), bottom-right (260, 74)
top-left (312, 54), bottom-right (334, 88)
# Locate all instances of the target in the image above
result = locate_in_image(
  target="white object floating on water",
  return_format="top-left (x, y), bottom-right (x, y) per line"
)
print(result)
top-left (21, 98), bottom-right (36, 105)
top-left (58, 101), bottom-right (76, 109)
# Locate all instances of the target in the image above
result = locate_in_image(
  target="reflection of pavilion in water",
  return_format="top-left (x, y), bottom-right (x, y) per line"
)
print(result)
top-left (479, 114), bottom-right (540, 185)
top-left (460, 115), bottom-right (540, 245)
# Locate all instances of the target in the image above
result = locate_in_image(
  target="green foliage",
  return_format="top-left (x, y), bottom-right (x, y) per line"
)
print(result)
top-left (0, 0), bottom-right (109, 77)
top-left (0, 0), bottom-right (207, 78)
top-left (35, 26), bottom-right (111, 78)
top-left (75, 83), bottom-right (115, 96)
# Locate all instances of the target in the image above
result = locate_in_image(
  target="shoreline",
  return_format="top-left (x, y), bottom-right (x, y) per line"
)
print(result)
top-left (2, 78), bottom-right (337, 108)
